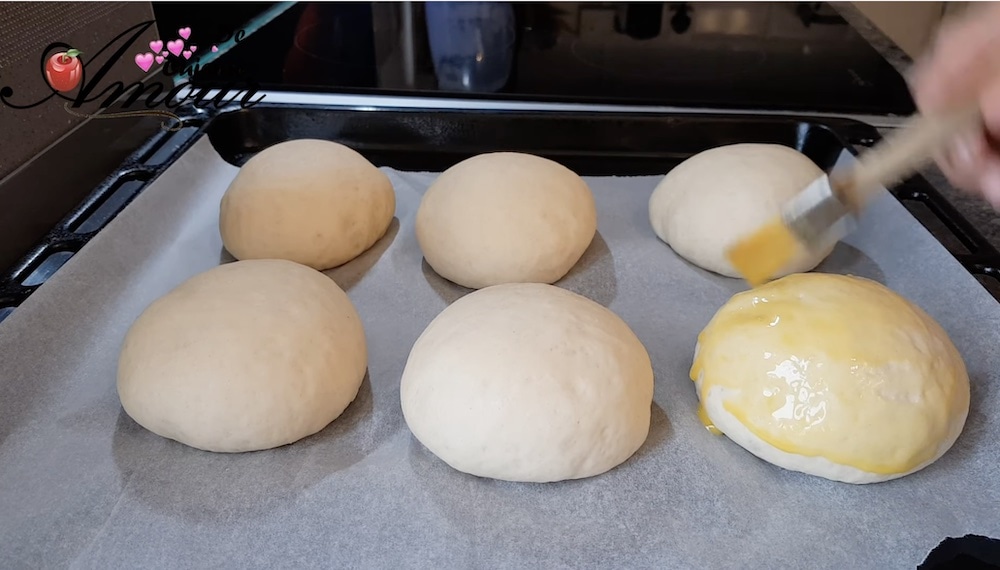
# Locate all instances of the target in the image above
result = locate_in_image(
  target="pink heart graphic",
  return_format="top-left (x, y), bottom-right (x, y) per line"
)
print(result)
top-left (211, 45), bottom-right (219, 52)
top-left (178, 27), bottom-right (191, 40)
top-left (134, 52), bottom-right (154, 72)
top-left (190, 45), bottom-right (197, 53)
top-left (167, 39), bottom-right (184, 56)
top-left (155, 55), bottom-right (164, 64)
top-left (161, 51), bottom-right (168, 56)
top-left (149, 40), bottom-right (163, 53)
top-left (182, 50), bottom-right (192, 60)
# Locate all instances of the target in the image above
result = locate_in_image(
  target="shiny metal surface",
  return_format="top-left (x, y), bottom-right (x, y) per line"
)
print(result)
top-left (185, 89), bottom-right (911, 128)
top-left (192, 2), bottom-right (917, 116)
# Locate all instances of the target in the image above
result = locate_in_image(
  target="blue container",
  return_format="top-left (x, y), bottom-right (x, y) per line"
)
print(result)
top-left (424, 1), bottom-right (516, 93)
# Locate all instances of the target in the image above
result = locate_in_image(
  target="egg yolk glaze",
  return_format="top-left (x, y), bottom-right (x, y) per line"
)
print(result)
top-left (691, 273), bottom-right (970, 478)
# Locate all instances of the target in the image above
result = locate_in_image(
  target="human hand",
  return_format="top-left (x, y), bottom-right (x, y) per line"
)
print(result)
top-left (909, 2), bottom-right (1000, 209)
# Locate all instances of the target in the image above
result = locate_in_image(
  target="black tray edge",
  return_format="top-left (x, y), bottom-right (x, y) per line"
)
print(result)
top-left (1, 102), bottom-right (998, 324)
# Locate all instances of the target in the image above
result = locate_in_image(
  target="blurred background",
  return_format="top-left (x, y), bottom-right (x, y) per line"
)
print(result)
top-left (0, 1), bottom-right (973, 182)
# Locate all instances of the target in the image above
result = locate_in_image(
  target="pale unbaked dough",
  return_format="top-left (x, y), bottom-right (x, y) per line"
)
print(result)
top-left (219, 139), bottom-right (396, 271)
top-left (692, 273), bottom-right (970, 484)
top-left (400, 283), bottom-right (655, 482)
top-left (415, 152), bottom-right (597, 289)
top-left (117, 259), bottom-right (368, 453)
top-left (648, 143), bottom-right (834, 279)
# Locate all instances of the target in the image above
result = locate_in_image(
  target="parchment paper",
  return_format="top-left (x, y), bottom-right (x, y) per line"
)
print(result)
top-left (2, 137), bottom-right (999, 570)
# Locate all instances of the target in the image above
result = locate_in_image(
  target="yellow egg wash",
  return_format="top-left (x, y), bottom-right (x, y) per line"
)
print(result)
top-left (725, 218), bottom-right (799, 287)
top-left (697, 403), bottom-right (723, 436)
top-left (690, 273), bottom-right (970, 476)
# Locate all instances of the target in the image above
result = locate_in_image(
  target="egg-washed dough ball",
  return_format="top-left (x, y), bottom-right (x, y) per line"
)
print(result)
top-left (649, 143), bottom-right (834, 279)
top-left (400, 283), bottom-right (654, 483)
top-left (117, 259), bottom-right (368, 453)
top-left (691, 273), bottom-right (970, 484)
top-left (415, 152), bottom-right (597, 289)
top-left (219, 139), bottom-right (396, 271)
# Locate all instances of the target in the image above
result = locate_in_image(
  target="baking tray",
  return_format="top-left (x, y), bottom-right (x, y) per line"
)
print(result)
top-left (2, 105), bottom-right (999, 323)
top-left (1, 105), bottom-right (1000, 569)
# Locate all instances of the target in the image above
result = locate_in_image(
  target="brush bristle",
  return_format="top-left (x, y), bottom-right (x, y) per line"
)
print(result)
top-left (726, 217), bottom-right (800, 287)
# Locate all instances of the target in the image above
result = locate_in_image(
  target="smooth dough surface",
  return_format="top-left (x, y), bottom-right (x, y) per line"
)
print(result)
top-left (400, 283), bottom-right (654, 482)
top-left (691, 273), bottom-right (970, 484)
top-left (219, 138), bottom-right (396, 271)
top-left (415, 152), bottom-right (597, 289)
top-left (117, 259), bottom-right (368, 453)
top-left (648, 143), bottom-right (833, 279)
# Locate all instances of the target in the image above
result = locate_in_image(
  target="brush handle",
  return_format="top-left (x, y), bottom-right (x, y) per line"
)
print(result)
top-left (832, 104), bottom-right (984, 210)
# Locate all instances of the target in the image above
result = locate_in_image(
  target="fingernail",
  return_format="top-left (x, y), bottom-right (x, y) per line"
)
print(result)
top-left (954, 138), bottom-right (977, 166)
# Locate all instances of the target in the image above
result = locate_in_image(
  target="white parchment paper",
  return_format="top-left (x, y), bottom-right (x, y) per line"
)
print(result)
top-left (1, 137), bottom-right (998, 569)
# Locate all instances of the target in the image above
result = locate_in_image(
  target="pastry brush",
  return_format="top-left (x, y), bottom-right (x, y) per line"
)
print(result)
top-left (725, 104), bottom-right (984, 287)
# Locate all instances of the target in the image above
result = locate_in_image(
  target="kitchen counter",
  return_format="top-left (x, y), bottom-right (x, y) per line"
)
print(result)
top-left (832, 1), bottom-right (1000, 250)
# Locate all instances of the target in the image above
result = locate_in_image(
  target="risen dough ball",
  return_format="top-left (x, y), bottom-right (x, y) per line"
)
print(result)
top-left (692, 273), bottom-right (970, 484)
top-left (219, 139), bottom-right (395, 271)
top-left (117, 259), bottom-right (368, 453)
top-left (415, 152), bottom-right (597, 289)
top-left (400, 283), bottom-right (654, 482)
top-left (649, 143), bottom-right (833, 279)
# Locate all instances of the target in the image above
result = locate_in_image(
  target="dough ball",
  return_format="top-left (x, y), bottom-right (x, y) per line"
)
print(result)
top-left (648, 143), bottom-right (833, 279)
top-left (692, 273), bottom-right (970, 484)
top-left (415, 152), bottom-right (597, 289)
top-left (400, 283), bottom-right (654, 482)
top-left (117, 259), bottom-right (368, 453)
top-left (219, 139), bottom-right (396, 271)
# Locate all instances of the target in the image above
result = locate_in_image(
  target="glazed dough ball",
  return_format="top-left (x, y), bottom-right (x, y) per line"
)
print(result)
top-left (692, 273), bottom-right (970, 484)
top-left (400, 283), bottom-right (654, 483)
top-left (117, 259), bottom-right (368, 453)
top-left (649, 143), bottom-right (833, 279)
top-left (415, 152), bottom-right (597, 289)
top-left (219, 139), bottom-right (396, 271)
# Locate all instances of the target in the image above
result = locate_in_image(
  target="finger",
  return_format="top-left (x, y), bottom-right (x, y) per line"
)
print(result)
top-left (910, 4), bottom-right (1000, 112)
top-left (936, 132), bottom-right (992, 194)
top-left (936, 153), bottom-right (981, 195)
top-left (956, 130), bottom-right (991, 166)
top-left (931, 77), bottom-right (1000, 195)
top-left (973, 77), bottom-right (1000, 208)
top-left (975, 157), bottom-right (1000, 210)
top-left (981, 75), bottom-right (1000, 141)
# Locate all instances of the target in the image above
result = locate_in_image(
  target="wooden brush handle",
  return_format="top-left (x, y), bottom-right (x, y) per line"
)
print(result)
top-left (833, 104), bottom-right (984, 210)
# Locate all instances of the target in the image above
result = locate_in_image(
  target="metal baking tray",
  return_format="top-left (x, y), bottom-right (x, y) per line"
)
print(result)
top-left (1, 104), bottom-right (999, 321)
top-left (2, 104), bottom-right (1000, 569)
